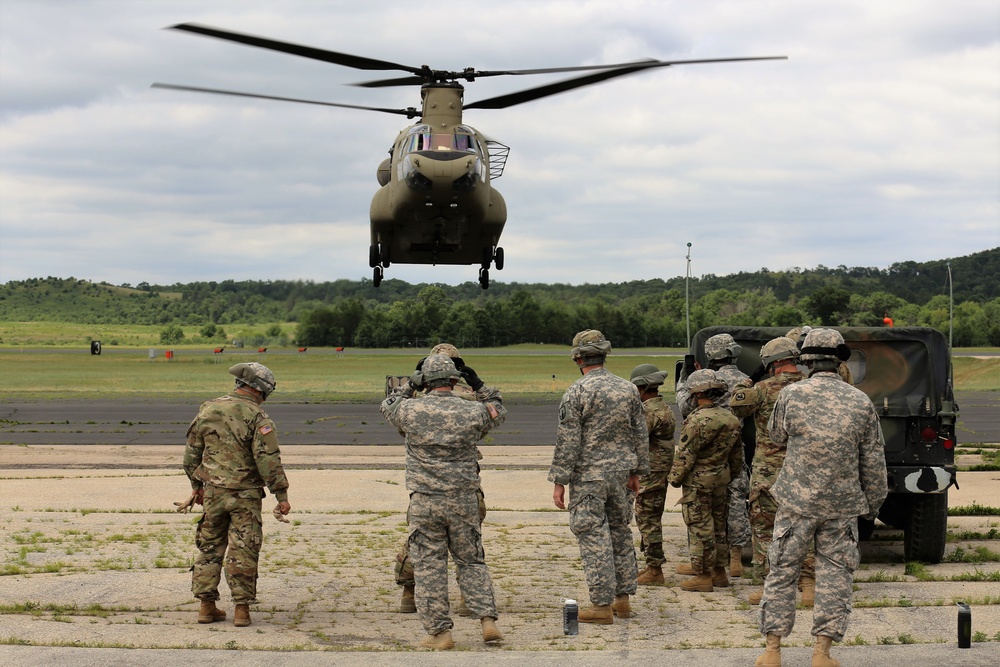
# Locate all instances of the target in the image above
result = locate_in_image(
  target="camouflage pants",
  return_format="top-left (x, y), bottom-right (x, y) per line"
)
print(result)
top-left (727, 464), bottom-right (751, 548)
top-left (635, 470), bottom-right (669, 566)
top-left (568, 474), bottom-right (638, 606)
top-left (680, 485), bottom-right (729, 573)
top-left (408, 491), bottom-right (497, 635)
top-left (396, 488), bottom-right (486, 587)
top-left (748, 487), bottom-right (815, 579)
top-left (191, 486), bottom-right (263, 604)
top-left (760, 510), bottom-right (860, 642)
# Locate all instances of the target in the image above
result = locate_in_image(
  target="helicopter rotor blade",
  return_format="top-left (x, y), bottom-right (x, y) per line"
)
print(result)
top-left (167, 23), bottom-right (425, 75)
top-left (466, 55), bottom-right (786, 110)
top-left (151, 83), bottom-right (420, 117)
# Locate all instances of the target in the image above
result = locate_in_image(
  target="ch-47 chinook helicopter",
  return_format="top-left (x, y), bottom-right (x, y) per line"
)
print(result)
top-left (154, 23), bottom-right (785, 288)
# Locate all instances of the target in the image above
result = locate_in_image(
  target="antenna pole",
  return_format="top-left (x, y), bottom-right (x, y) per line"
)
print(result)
top-left (685, 242), bottom-right (692, 349)
top-left (947, 261), bottom-right (953, 349)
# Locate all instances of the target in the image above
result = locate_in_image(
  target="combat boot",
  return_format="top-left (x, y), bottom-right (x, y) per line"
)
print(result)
top-left (748, 588), bottom-right (764, 605)
top-left (679, 573), bottom-right (713, 592)
top-left (800, 576), bottom-right (816, 607)
top-left (481, 617), bottom-right (503, 643)
top-left (730, 546), bottom-right (744, 577)
top-left (197, 600), bottom-right (226, 624)
top-left (611, 594), bottom-right (631, 618)
top-left (711, 566), bottom-right (730, 588)
top-left (233, 603), bottom-right (251, 627)
top-left (637, 564), bottom-right (664, 585)
top-left (676, 562), bottom-right (697, 575)
top-left (812, 635), bottom-right (839, 667)
top-left (419, 629), bottom-right (455, 650)
top-left (399, 584), bottom-right (416, 613)
top-left (755, 633), bottom-right (782, 666)
top-left (578, 604), bottom-right (613, 624)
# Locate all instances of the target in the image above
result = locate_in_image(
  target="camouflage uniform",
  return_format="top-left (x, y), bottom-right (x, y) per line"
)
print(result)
top-left (760, 337), bottom-right (887, 642)
top-left (730, 369), bottom-right (813, 577)
top-left (184, 392), bottom-right (289, 605)
top-left (668, 401), bottom-right (742, 574)
top-left (634, 393), bottom-right (676, 567)
top-left (549, 366), bottom-right (649, 607)
top-left (380, 372), bottom-right (506, 636)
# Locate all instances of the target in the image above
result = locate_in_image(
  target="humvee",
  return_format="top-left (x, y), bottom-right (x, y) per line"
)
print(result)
top-left (679, 326), bottom-right (958, 563)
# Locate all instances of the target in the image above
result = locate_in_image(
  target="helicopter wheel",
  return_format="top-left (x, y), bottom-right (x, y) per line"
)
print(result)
top-left (368, 245), bottom-right (379, 269)
top-left (494, 246), bottom-right (504, 271)
top-left (478, 267), bottom-right (489, 290)
top-left (373, 266), bottom-right (383, 287)
top-left (380, 242), bottom-right (391, 268)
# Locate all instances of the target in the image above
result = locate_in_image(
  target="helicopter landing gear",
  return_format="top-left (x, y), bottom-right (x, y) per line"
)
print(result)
top-left (494, 246), bottom-right (504, 271)
top-left (481, 246), bottom-right (504, 271)
top-left (371, 243), bottom-right (391, 268)
top-left (478, 267), bottom-right (490, 290)
top-left (369, 244), bottom-right (379, 269)
top-left (379, 243), bottom-right (391, 268)
top-left (373, 266), bottom-right (383, 287)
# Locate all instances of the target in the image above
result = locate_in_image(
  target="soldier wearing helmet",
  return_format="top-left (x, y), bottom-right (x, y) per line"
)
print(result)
top-left (380, 353), bottom-right (507, 650)
top-left (730, 337), bottom-right (815, 606)
top-left (667, 369), bottom-right (743, 593)
top-left (394, 343), bottom-right (486, 617)
top-left (549, 330), bottom-right (649, 624)
top-left (675, 332), bottom-right (751, 580)
top-left (758, 329), bottom-right (887, 667)
top-left (183, 362), bottom-right (290, 628)
top-left (788, 325), bottom-right (853, 384)
top-left (628, 363), bottom-right (677, 585)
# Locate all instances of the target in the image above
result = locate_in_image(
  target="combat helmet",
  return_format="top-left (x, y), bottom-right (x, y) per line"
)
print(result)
top-left (229, 362), bottom-right (276, 399)
top-left (685, 368), bottom-right (728, 396)
top-left (760, 336), bottom-right (800, 368)
top-left (704, 333), bottom-right (742, 364)
top-left (630, 363), bottom-right (669, 388)
top-left (419, 353), bottom-right (462, 388)
top-left (786, 326), bottom-right (812, 347)
top-left (429, 343), bottom-right (464, 370)
top-left (799, 328), bottom-right (851, 363)
top-left (570, 329), bottom-right (612, 361)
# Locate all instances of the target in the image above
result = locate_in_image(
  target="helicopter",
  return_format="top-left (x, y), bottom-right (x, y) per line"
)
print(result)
top-left (154, 23), bottom-right (785, 288)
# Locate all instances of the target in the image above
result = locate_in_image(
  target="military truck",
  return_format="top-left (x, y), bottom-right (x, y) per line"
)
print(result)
top-left (678, 326), bottom-right (958, 563)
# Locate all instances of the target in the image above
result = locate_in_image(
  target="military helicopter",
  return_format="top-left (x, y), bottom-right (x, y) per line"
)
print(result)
top-left (154, 23), bottom-right (785, 288)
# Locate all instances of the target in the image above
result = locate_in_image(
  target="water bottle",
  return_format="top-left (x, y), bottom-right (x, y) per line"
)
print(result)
top-left (563, 598), bottom-right (579, 635)
top-left (957, 602), bottom-right (971, 648)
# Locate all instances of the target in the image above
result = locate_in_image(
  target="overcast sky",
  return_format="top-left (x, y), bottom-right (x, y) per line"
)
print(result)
top-left (1, 0), bottom-right (997, 288)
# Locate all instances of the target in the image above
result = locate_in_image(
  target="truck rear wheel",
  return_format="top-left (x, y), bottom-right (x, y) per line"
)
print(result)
top-left (903, 492), bottom-right (948, 563)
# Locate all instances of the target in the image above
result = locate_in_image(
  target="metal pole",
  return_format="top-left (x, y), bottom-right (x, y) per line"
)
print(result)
top-left (685, 242), bottom-right (692, 348)
top-left (947, 261), bottom-right (953, 349)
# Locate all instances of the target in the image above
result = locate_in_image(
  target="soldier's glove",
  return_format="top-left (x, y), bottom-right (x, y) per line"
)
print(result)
top-left (460, 365), bottom-right (485, 391)
top-left (749, 363), bottom-right (767, 383)
top-left (272, 505), bottom-right (290, 523)
top-left (173, 491), bottom-right (199, 513)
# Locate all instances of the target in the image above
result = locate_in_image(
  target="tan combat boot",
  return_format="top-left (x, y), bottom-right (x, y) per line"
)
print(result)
top-left (812, 635), bottom-right (839, 667)
top-left (712, 566), bottom-right (730, 587)
top-left (637, 564), bottom-right (664, 585)
top-left (419, 629), bottom-right (455, 650)
top-left (730, 546), bottom-right (744, 577)
top-left (679, 573), bottom-right (714, 592)
top-left (611, 594), bottom-right (631, 618)
top-left (233, 603), bottom-right (251, 627)
top-left (399, 584), bottom-right (416, 613)
top-left (481, 617), bottom-right (503, 643)
top-left (800, 576), bottom-right (816, 607)
top-left (197, 600), bottom-right (226, 624)
top-left (748, 588), bottom-right (764, 605)
top-left (676, 562), bottom-right (697, 575)
top-left (755, 633), bottom-right (782, 666)
top-left (578, 604), bottom-right (613, 624)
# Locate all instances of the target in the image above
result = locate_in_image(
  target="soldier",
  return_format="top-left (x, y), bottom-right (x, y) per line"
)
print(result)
top-left (394, 342), bottom-right (486, 616)
top-left (629, 363), bottom-right (677, 585)
top-left (757, 329), bottom-right (887, 667)
top-left (788, 326), bottom-right (854, 385)
top-left (729, 337), bottom-right (815, 606)
top-left (381, 354), bottom-right (506, 650)
top-left (183, 362), bottom-right (290, 628)
top-left (549, 330), bottom-right (648, 624)
top-left (675, 333), bottom-right (751, 578)
top-left (668, 369), bottom-right (743, 592)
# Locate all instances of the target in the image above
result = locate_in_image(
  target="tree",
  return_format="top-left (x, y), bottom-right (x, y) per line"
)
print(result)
top-left (806, 286), bottom-right (852, 325)
top-left (159, 324), bottom-right (185, 344)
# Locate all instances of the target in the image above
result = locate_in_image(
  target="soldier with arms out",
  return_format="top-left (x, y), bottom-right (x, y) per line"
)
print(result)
top-left (183, 362), bottom-right (290, 628)
top-left (757, 329), bottom-right (887, 667)
top-left (549, 330), bottom-right (649, 624)
top-left (381, 354), bottom-right (506, 650)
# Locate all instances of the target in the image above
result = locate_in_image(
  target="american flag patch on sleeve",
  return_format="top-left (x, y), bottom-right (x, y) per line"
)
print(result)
top-left (486, 404), bottom-right (499, 419)
top-left (259, 425), bottom-right (273, 435)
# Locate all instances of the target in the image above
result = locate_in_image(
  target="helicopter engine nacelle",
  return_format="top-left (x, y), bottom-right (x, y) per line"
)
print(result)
top-left (376, 158), bottom-right (391, 187)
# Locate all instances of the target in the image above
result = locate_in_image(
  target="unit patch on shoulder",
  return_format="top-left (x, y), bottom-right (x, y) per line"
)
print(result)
top-left (259, 425), bottom-right (273, 435)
